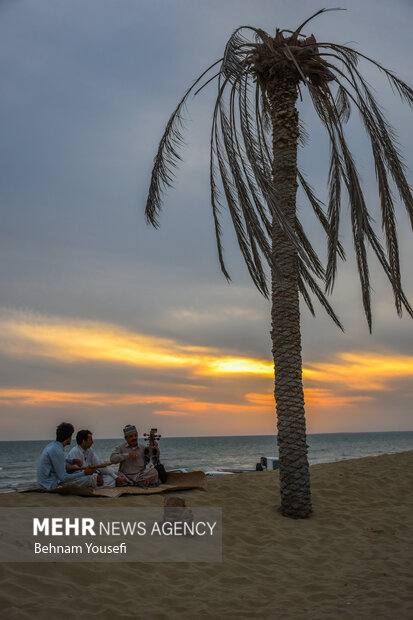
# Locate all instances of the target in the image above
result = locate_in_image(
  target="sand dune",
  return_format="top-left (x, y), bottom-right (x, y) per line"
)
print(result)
top-left (1, 451), bottom-right (413, 619)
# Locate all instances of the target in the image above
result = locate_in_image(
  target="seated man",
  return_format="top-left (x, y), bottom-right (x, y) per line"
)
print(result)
top-left (110, 424), bottom-right (159, 487)
top-left (68, 429), bottom-right (125, 487)
top-left (37, 422), bottom-right (98, 490)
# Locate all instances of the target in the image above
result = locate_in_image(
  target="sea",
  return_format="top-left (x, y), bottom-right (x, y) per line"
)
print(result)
top-left (0, 431), bottom-right (412, 490)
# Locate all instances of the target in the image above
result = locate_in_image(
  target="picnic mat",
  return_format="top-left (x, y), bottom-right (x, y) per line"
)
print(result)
top-left (18, 471), bottom-right (207, 497)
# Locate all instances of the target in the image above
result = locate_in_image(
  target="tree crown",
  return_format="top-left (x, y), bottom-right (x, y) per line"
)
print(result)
top-left (146, 9), bottom-right (413, 331)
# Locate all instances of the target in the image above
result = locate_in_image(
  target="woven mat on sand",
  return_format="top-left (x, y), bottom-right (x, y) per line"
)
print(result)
top-left (19, 471), bottom-right (206, 497)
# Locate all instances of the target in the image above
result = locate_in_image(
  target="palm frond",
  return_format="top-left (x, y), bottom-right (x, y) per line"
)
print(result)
top-left (335, 83), bottom-right (351, 123)
top-left (291, 8), bottom-right (345, 40)
top-left (319, 51), bottom-right (411, 314)
top-left (298, 259), bottom-right (344, 330)
top-left (309, 83), bottom-right (374, 328)
top-left (145, 59), bottom-right (222, 227)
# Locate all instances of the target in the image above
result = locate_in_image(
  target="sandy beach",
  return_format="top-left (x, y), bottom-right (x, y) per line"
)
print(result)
top-left (0, 451), bottom-right (412, 619)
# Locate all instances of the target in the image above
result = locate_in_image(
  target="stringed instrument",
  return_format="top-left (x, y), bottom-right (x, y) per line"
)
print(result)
top-left (70, 461), bottom-right (115, 472)
top-left (143, 428), bottom-right (161, 467)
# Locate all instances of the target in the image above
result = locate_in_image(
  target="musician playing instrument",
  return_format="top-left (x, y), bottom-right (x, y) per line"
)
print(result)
top-left (68, 429), bottom-right (126, 487)
top-left (110, 424), bottom-right (160, 487)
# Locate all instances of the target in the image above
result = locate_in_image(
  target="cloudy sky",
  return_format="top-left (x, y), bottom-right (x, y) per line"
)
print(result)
top-left (1, 0), bottom-right (412, 440)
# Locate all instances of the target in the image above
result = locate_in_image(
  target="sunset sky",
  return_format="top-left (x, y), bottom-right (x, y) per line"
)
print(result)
top-left (1, 0), bottom-right (412, 440)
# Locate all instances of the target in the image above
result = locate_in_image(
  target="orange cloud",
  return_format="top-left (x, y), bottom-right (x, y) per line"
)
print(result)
top-left (303, 352), bottom-right (413, 391)
top-left (4, 313), bottom-right (412, 395)
top-left (151, 410), bottom-right (193, 417)
top-left (246, 389), bottom-right (374, 410)
top-left (1, 314), bottom-right (209, 369)
top-left (0, 311), bottom-right (272, 378)
top-left (0, 388), bottom-right (192, 409)
top-left (0, 388), bottom-right (270, 421)
top-left (153, 400), bottom-right (270, 418)
top-left (1, 311), bottom-right (412, 429)
top-left (246, 393), bottom-right (273, 406)
top-left (302, 387), bottom-right (374, 408)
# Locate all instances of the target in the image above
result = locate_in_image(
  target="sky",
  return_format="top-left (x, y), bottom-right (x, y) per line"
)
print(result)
top-left (0, 0), bottom-right (412, 440)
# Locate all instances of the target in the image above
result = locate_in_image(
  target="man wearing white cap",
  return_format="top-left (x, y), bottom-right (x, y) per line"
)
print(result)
top-left (110, 425), bottom-right (160, 487)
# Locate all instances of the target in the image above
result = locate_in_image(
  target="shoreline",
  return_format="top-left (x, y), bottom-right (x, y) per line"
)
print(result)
top-left (0, 440), bottom-right (413, 495)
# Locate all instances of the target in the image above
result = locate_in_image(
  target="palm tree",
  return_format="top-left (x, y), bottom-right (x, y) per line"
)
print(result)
top-left (145, 9), bottom-right (413, 518)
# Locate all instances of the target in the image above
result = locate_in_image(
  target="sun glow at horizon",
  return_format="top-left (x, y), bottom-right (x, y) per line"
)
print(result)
top-left (2, 311), bottom-right (413, 389)
top-left (1, 309), bottom-right (412, 434)
top-left (206, 358), bottom-right (274, 376)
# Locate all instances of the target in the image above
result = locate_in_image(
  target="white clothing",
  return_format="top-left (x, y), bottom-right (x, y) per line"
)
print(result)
top-left (67, 444), bottom-right (118, 487)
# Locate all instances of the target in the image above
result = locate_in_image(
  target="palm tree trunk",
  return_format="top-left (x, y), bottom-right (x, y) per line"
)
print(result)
top-left (268, 76), bottom-right (312, 518)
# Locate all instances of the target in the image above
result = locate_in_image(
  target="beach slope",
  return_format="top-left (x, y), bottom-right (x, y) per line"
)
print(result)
top-left (1, 451), bottom-right (412, 619)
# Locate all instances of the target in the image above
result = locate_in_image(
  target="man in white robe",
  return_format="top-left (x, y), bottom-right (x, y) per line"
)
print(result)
top-left (110, 424), bottom-right (159, 487)
top-left (68, 429), bottom-right (125, 487)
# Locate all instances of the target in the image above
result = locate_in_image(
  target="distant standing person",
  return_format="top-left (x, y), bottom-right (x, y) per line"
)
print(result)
top-left (37, 422), bottom-right (98, 490)
top-left (110, 424), bottom-right (159, 487)
top-left (68, 429), bottom-right (126, 487)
